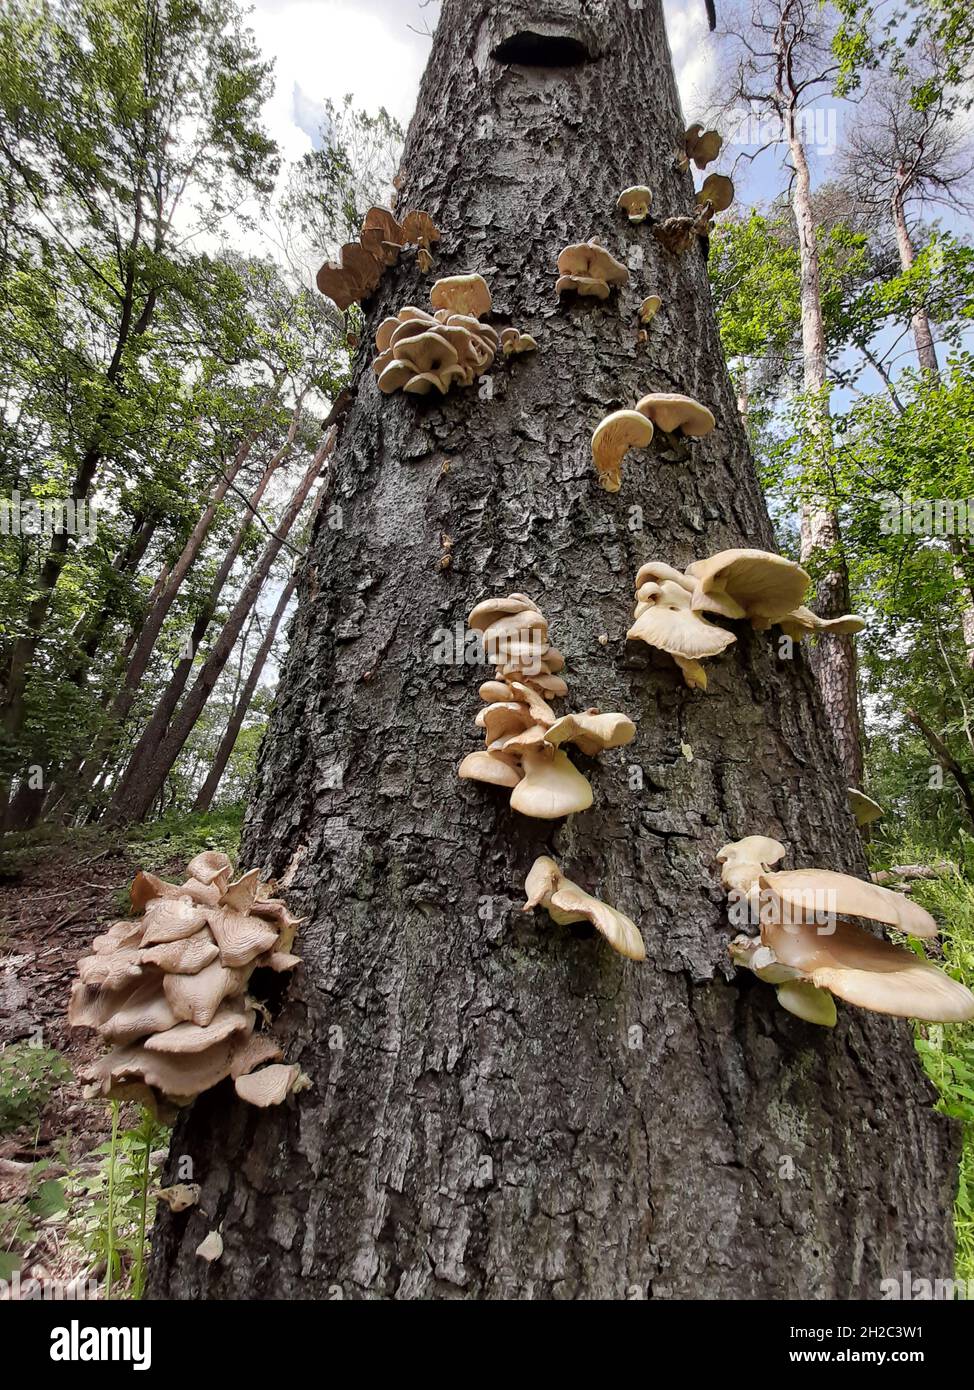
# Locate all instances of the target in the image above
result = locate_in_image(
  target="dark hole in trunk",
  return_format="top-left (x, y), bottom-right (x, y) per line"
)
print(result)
top-left (492, 31), bottom-right (590, 67)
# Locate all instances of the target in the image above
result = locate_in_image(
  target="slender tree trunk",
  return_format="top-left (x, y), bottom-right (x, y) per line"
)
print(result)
top-left (890, 181), bottom-right (974, 663)
top-left (906, 707), bottom-right (974, 829)
top-left (787, 116), bottom-right (863, 787)
top-left (109, 407), bottom-right (302, 803)
top-left (193, 571), bottom-right (298, 812)
top-left (150, 0), bottom-right (957, 1299)
top-left (108, 435), bottom-right (331, 822)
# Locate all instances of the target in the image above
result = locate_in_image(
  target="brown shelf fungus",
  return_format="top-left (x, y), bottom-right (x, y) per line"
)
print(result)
top-left (680, 124), bottom-right (722, 171)
top-left (616, 185), bottom-right (653, 223)
top-left (695, 173), bottom-right (735, 215)
top-left (69, 852), bottom-right (304, 1118)
top-left (591, 409), bottom-right (654, 492)
top-left (635, 392), bottom-right (715, 438)
top-left (523, 856), bottom-right (646, 961)
top-left (316, 206), bottom-right (440, 311)
top-left (458, 593), bottom-right (635, 819)
top-left (652, 203), bottom-right (714, 256)
top-left (556, 239), bottom-right (630, 300)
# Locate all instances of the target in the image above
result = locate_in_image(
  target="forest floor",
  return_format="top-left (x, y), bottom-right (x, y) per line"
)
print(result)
top-left (0, 808), bottom-right (243, 1296)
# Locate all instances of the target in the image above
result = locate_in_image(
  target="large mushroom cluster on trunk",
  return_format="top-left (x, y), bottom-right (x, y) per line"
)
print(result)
top-left (457, 592), bottom-right (636, 819)
top-left (372, 273), bottom-right (536, 398)
top-left (717, 837), bottom-right (974, 1027)
top-left (316, 206), bottom-right (441, 311)
top-left (69, 852), bottom-right (306, 1118)
top-left (627, 549), bottom-right (865, 689)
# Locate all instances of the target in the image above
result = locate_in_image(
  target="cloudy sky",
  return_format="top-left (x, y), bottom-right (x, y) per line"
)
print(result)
top-left (249, 0), bottom-right (718, 165)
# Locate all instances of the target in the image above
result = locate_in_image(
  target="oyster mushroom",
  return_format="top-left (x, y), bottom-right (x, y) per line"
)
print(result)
top-left (430, 273), bottom-right (492, 319)
top-left (847, 788), bottom-right (883, 827)
top-left (686, 548), bottom-right (810, 628)
top-left (591, 409), bottom-right (654, 492)
top-left (556, 239), bottom-right (630, 299)
top-left (510, 748), bottom-right (593, 819)
top-left (696, 173), bottom-right (735, 214)
top-left (616, 185), bottom-right (653, 222)
top-left (635, 392), bottom-right (715, 437)
top-left (627, 578), bottom-right (736, 689)
top-left (523, 856), bottom-right (646, 961)
top-left (234, 1063), bottom-right (305, 1108)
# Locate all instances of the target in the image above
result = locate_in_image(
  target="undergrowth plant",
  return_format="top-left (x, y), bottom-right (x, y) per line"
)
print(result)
top-left (0, 1042), bottom-right (71, 1134)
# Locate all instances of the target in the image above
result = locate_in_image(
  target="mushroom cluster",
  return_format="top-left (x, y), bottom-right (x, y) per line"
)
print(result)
top-left (627, 549), bottom-right (865, 689)
top-left (316, 206), bottom-right (441, 311)
top-left (590, 392), bottom-right (714, 492)
top-left (556, 239), bottom-right (630, 299)
top-left (70, 852), bottom-right (305, 1117)
top-left (372, 274), bottom-right (536, 397)
top-left (678, 124), bottom-right (722, 171)
top-left (652, 202), bottom-right (715, 256)
top-left (458, 592), bottom-right (636, 819)
top-left (717, 836), bottom-right (974, 1026)
top-left (523, 856), bottom-right (646, 960)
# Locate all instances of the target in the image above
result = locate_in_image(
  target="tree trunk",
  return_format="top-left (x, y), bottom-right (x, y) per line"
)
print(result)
top-left (149, 0), bottom-right (957, 1300)
top-left (787, 119), bottom-right (863, 787)
top-left (108, 435), bottom-right (330, 822)
top-left (890, 181), bottom-right (974, 664)
top-left (192, 570), bottom-right (298, 812)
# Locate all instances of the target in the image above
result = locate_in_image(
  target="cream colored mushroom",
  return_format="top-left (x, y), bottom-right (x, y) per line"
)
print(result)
top-left (617, 186), bottom-right (653, 222)
top-left (523, 856), bottom-right (646, 961)
top-left (775, 978), bottom-right (838, 1027)
top-left (635, 392), bottom-right (715, 437)
top-left (777, 605), bottom-right (866, 640)
top-left (458, 750), bottom-right (523, 788)
top-left (686, 549), bottom-right (810, 628)
top-left (500, 327), bottom-right (538, 356)
top-left (510, 748), bottom-right (593, 819)
top-left (163, 960), bottom-right (248, 1027)
top-left (638, 295), bottom-right (662, 324)
top-left (430, 274), bottom-right (492, 319)
top-left (759, 868), bottom-right (938, 939)
top-left (717, 835), bottom-right (788, 895)
top-left (144, 1005), bottom-right (254, 1054)
top-left (234, 1063), bottom-right (304, 1108)
top-left (556, 240), bottom-right (630, 298)
top-left (544, 711), bottom-right (637, 756)
top-left (591, 409), bottom-right (654, 492)
top-left (684, 125), bottom-right (722, 170)
top-left (627, 579), bottom-right (736, 689)
top-left (848, 788), bottom-right (883, 827)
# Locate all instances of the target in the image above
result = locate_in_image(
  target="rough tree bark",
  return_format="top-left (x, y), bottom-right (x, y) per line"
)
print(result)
top-left (150, 0), bottom-right (957, 1299)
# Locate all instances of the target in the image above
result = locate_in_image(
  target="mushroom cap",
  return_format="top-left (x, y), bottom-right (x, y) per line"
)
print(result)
top-left (162, 960), bottom-right (248, 1027)
top-left (556, 273), bottom-right (611, 299)
top-left (638, 295), bottom-right (662, 323)
top-left (616, 185), bottom-right (653, 221)
top-left (556, 240), bottom-right (630, 286)
top-left (315, 262), bottom-right (360, 311)
top-left (362, 205), bottom-right (405, 245)
top-left (99, 981), bottom-right (178, 1043)
top-left (468, 594), bottom-right (541, 631)
top-left (627, 580), bottom-right (736, 659)
top-left (394, 330), bottom-right (460, 375)
top-left (139, 898), bottom-right (210, 946)
top-left (509, 748), bottom-right (593, 819)
top-left (186, 851), bottom-right (233, 888)
top-left (778, 605), bottom-right (866, 639)
top-left (717, 835), bottom-right (788, 871)
top-left (544, 711), bottom-right (637, 756)
top-left (847, 787), bottom-right (884, 826)
top-left (144, 1004), bottom-right (254, 1054)
top-left (775, 979), bottom-right (838, 1027)
top-left (196, 1230), bottom-right (224, 1262)
top-left (377, 360), bottom-right (417, 394)
top-left (234, 1063), bottom-right (302, 1108)
top-left (634, 392), bottom-right (715, 437)
top-left (763, 918), bottom-right (974, 1023)
top-left (760, 869), bottom-right (938, 938)
top-left (690, 130), bottom-right (722, 168)
top-left (400, 210), bottom-right (440, 246)
top-left (91, 920), bottom-right (145, 954)
top-left (507, 681), bottom-right (557, 726)
top-left (78, 950), bottom-right (143, 991)
top-left (206, 906), bottom-right (279, 968)
top-left (523, 856), bottom-right (645, 961)
top-left (458, 750), bottom-right (523, 788)
top-left (430, 274), bottom-right (492, 319)
top-left (229, 1032), bottom-right (285, 1080)
top-left (479, 679), bottom-right (516, 702)
top-left (696, 173), bottom-right (734, 212)
top-left (635, 561), bottom-right (696, 592)
top-left (476, 700), bottom-right (535, 743)
top-left (591, 410), bottom-right (654, 492)
top-left (686, 548), bottom-right (809, 624)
